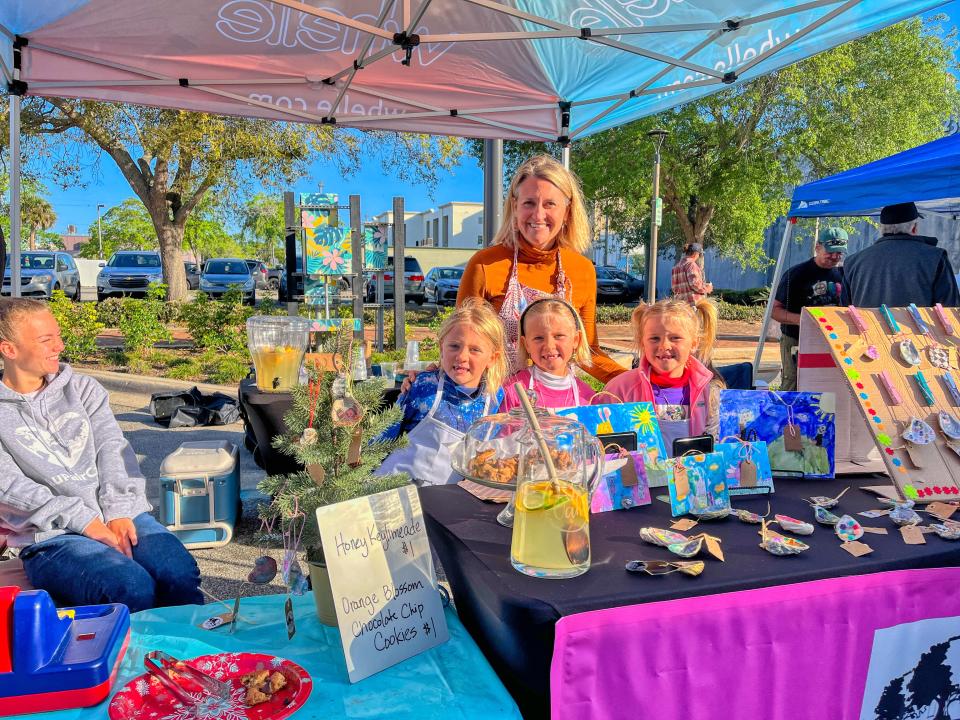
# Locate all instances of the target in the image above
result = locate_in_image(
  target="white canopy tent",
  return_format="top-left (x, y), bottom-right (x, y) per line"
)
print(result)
top-left (0, 0), bottom-right (946, 293)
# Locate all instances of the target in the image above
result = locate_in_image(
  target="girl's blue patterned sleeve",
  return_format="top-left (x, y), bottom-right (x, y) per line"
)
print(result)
top-left (379, 372), bottom-right (438, 440)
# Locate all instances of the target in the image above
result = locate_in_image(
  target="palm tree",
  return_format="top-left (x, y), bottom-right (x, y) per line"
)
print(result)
top-left (22, 195), bottom-right (56, 251)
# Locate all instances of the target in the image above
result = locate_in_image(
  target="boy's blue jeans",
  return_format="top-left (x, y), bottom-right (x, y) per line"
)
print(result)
top-left (20, 512), bottom-right (203, 613)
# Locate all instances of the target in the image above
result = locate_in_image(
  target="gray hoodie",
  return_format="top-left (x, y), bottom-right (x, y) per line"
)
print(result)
top-left (0, 363), bottom-right (150, 547)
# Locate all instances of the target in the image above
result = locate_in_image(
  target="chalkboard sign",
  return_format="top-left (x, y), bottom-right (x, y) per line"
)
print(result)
top-left (316, 485), bottom-right (449, 682)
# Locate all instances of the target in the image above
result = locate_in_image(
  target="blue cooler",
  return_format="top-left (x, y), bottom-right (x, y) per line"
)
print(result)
top-left (159, 440), bottom-right (240, 549)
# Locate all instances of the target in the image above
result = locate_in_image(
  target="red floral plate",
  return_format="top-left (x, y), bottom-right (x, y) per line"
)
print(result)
top-left (108, 652), bottom-right (311, 720)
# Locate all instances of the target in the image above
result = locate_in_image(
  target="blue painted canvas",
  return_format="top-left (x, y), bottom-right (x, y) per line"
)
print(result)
top-left (648, 452), bottom-right (730, 518)
top-left (559, 403), bottom-right (667, 464)
top-left (591, 452), bottom-right (651, 513)
top-left (715, 441), bottom-right (775, 495)
top-left (365, 224), bottom-right (388, 271)
top-left (718, 390), bottom-right (836, 479)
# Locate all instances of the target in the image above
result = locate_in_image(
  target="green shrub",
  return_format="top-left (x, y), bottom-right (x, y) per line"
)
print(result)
top-left (205, 352), bottom-right (252, 384)
top-left (713, 287), bottom-right (771, 306)
top-left (96, 297), bottom-right (125, 327)
top-left (182, 287), bottom-right (255, 354)
top-left (49, 290), bottom-right (104, 361)
top-left (715, 299), bottom-right (765, 322)
top-left (596, 305), bottom-right (634, 324)
top-left (118, 283), bottom-right (172, 357)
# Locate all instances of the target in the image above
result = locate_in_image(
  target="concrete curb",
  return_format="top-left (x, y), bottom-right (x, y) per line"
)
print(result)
top-left (81, 367), bottom-right (241, 397)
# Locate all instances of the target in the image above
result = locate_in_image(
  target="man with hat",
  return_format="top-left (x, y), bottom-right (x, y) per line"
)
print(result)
top-left (772, 227), bottom-right (847, 391)
top-left (671, 242), bottom-right (713, 304)
top-left (842, 202), bottom-right (959, 308)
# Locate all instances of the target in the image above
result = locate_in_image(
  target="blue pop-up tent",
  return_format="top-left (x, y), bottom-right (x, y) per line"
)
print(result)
top-left (789, 132), bottom-right (960, 218)
top-left (754, 131), bottom-right (960, 372)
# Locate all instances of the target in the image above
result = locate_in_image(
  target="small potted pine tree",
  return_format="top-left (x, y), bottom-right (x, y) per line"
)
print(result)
top-left (258, 368), bottom-right (409, 624)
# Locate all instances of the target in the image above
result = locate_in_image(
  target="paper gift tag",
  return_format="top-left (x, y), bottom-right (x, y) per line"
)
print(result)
top-left (901, 525), bottom-right (926, 545)
top-left (199, 612), bottom-right (233, 630)
top-left (348, 428), bottom-right (363, 467)
top-left (738, 458), bottom-right (757, 488)
top-left (673, 463), bottom-right (690, 500)
top-left (307, 463), bottom-right (326, 485)
top-left (619, 458), bottom-right (640, 488)
top-left (703, 535), bottom-right (724, 561)
top-left (671, 518), bottom-right (698, 532)
top-left (841, 541), bottom-right (873, 557)
top-left (904, 440), bottom-right (936, 469)
top-left (783, 423), bottom-right (803, 452)
top-left (927, 501), bottom-right (959, 520)
top-left (861, 526), bottom-right (888, 535)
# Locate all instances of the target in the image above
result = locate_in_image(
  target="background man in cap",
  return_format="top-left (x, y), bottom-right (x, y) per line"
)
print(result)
top-left (671, 242), bottom-right (713, 304)
top-left (772, 228), bottom-right (847, 391)
top-left (842, 202), bottom-right (959, 307)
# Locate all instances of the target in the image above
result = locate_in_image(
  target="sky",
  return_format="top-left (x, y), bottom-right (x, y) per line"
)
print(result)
top-left (37, 1), bottom-right (960, 237)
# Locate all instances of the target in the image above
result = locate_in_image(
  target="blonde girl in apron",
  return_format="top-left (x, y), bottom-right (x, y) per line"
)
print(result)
top-left (500, 298), bottom-right (596, 412)
top-left (377, 299), bottom-right (508, 486)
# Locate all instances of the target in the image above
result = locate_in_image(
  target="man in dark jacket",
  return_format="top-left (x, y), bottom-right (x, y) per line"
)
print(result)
top-left (842, 202), bottom-right (959, 308)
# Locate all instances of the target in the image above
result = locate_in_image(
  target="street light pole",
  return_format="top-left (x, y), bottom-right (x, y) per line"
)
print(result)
top-left (96, 203), bottom-right (105, 259)
top-left (646, 128), bottom-right (669, 304)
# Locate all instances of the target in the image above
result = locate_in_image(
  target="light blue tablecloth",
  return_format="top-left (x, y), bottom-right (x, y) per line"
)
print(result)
top-left (13, 593), bottom-right (521, 719)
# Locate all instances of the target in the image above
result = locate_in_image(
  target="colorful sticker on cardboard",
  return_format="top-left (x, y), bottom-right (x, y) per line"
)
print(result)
top-left (718, 390), bottom-right (836, 478)
top-left (559, 403), bottom-right (667, 464)
top-left (591, 452), bottom-right (651, 513)
top-left (648, 452), bottom-right (729, 517)
top-left (715, 441), bottom-right (775, 495)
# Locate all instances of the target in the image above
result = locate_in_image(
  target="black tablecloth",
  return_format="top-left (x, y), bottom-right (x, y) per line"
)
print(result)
top-left (421, 476), bottom-right (960, 719)
top-left (239, 378), bottom-right (403, 476)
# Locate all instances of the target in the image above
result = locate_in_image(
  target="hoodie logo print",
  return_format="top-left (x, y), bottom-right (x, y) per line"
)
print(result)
top-left (15, 412), bottom-right (90, 469)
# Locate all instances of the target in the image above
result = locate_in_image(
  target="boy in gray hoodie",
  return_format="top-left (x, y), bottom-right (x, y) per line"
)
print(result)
top-left (0, 298), bottom-right (202, 612)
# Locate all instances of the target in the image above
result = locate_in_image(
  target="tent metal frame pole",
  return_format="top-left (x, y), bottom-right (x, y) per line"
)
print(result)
top-left (483, 140), bottom-right (503, 246)
top-left (392, 197), bottom-right (406, 350)
top-left (9, 85), bottom-right (21, 298)
top-left (561, 146), bottom-right (570, 170)
top-left (753, 220), bottom-right (795, 379)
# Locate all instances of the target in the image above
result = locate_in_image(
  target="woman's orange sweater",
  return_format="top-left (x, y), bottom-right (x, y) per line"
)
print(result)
top-left (456, 243), bottom-right (626, 384)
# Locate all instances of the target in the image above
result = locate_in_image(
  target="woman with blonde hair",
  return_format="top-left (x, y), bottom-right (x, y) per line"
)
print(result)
top-left (457, 154), bottom-right (625, 383)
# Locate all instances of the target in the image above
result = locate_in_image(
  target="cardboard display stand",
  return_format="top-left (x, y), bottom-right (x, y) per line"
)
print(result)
top-left (801, 305), bottom-right (960, 502)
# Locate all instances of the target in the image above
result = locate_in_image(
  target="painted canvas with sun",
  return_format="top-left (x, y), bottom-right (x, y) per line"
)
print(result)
top-left (559, 403), bottom-right (667, 464)
top-left (647, 452), bottom-right (730, 517)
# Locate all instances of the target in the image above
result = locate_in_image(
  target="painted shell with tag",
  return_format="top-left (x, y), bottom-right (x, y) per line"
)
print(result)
top-left (930, 523), bottom-right (960, 540)
top-left (812, 505), bottom-right (841, 526)
top-left (759, 532), bottom-right (809, 556)
top-left (899, 339), bottom-right (922, 366)
top-left (928, 346), bottom-right (951, 370)
top-left (639, 528), bottom-right (688, 547)
top-left (666, 536), bottom-right (704, 558)
top-left (903, 417), bottom-right (936, 445)
top-left (939, 412), bottom-right (960, 441)
top-left (835, 515), bottom-right (863, 542)
top-left (731, 508), bottom-right (764, 524)
top-left (889, 502), bottom-right (923, 527)
top-left (689, 508), bottom-right (731, 521)
top-left (775, 514), bottom-right (815, 536)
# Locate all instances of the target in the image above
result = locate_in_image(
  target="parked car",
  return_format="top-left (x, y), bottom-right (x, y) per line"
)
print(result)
top-left (598, 266), bottom-right (644, 301)
top-left (267, 265), bottom-right (283, 291)
top-left (97, 250), bottom-right (163, 301)
top-left (245, 259), bottom-right (270, 290)
top-left (594, 266), bottom-right (628, 304)
top-left (364, 256), bottom-right (425, 304)
top-left (201, 258), bottom-right (256, 305)
top-left (424, 266), bottom-right (464, 306)
top-left (2, 251), bottom-right (81, 300)
top-left (183, 261), bottom-right (200, 290)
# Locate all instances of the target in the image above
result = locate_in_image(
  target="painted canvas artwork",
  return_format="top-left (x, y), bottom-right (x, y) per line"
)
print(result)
top-left (591, 452), bottom-right (651, 513)
top-left (647, 452), bottom-right (730, 517)
top-left (304, 221), bottom-right (352, 276)
top-left (560, 403), bottom-right (667, 465)
top-left (715, 441), bottom-right (775, 495)
top-left (365, 224), bottom-right (388, 271)
top-left (718, 390), bottom-right (836, 478)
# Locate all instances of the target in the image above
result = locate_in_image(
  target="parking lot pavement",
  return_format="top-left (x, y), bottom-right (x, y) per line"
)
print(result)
top-left (107, 387), bottom-right (288, 601)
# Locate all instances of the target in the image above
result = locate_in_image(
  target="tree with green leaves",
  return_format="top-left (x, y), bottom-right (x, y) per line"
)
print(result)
top-left (24, 101), bottom-right (463, 300)
top-left (475, 17), bottom-right (959, 270)
top-left (80, 199), bottom-right (156, 259)
top-left (238, 193), bottom-right (285, 265)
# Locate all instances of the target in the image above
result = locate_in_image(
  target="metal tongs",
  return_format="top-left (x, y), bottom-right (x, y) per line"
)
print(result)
top-left (144, 650), bottom-right (231, 712)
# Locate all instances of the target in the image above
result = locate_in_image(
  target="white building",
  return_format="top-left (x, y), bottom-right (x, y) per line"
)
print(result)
top-left (371, 201), bottom-right (484, 249)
